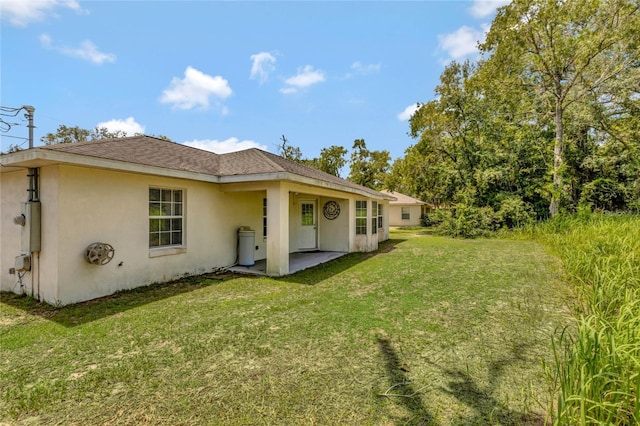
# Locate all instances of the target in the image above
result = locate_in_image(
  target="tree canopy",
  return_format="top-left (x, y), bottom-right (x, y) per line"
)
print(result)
top-left (40, 125), bottom-right (171, 145)
top-left (387, 0), bottom-right (640, 225)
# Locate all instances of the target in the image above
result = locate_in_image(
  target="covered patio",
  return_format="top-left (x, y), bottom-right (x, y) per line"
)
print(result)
top-left (228, 251), bottom-right (347, 276)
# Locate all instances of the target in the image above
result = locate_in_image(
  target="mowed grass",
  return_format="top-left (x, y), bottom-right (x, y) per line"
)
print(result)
top-left (1, 230), bottom-right (570, 425)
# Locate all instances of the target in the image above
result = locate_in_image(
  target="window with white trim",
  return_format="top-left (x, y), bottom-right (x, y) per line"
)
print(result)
top-left (263, 198), bottom-right (268, 238)
top-left (371, 201), bottom-right (378, 234)
top-left (355, 200), bottom-right (367, 235)
top-left (401, 207), bottom-right (410, 221)
top-left (149, 188), bottom-right (183, 248)
top-left (378, 203), bottom-right (383, 229)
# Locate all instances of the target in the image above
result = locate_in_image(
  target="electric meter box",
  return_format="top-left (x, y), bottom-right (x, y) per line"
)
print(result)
top-left (21, 202), bottom-right (41, 253)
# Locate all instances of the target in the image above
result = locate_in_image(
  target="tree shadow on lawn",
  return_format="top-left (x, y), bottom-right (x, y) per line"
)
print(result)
top-left (276, 238), bottom-right (407, 286)
top-left (377, 337), bottom-right (436, 425)
top-left (0, 238), bottom-right (408, 327)
top-left (430, 343), bottom-right (548, 426)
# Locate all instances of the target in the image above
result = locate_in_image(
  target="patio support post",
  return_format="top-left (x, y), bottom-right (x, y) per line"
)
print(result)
top-left (266, 183), bottom-right (289, 276)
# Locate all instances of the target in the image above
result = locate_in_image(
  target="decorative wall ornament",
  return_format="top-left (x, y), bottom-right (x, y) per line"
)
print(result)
top-left (323, 200), bottom-right (340, 220)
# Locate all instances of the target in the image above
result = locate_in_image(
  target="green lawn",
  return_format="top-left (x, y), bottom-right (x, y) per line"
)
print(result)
top-left (1, 230), bottom-right (570, 425)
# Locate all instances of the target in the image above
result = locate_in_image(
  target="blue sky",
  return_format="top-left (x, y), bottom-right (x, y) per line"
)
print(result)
top-left (1, 0), bottom-right (508, 164)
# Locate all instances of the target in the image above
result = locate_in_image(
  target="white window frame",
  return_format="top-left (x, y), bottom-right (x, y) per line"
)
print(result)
top-left (263, 198), bottom-right (267, 239)
top-left (149, 187), bottom-right (184, 251)
top-left (371, 201), bottom-right (378, 234)
top-left (355, 200), bottom-right (367, 235)
top-left (401, 206), bottom-right (410, 221)
top-left (378, 203), bottom-right (384, 229)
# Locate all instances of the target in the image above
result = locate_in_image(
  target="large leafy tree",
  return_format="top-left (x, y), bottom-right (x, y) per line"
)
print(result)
top-left (347, 139), bottom-right (390, 190)
top-left (481, 0), bottom-right (640, 215)
top-left (276, 135), bottom-right (348, 177)
top-left (315, 145), bottom-right (348, 177)
top-left (403, 59), bottom-right (552, 216)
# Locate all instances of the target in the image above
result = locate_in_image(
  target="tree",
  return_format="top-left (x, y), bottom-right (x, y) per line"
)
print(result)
top-left (347, 139), bottom-right (390, 190)
top-left (405, 59), bottom-right (553, 217)
top-left (316, 145), bottom-right (348, 177)
top-left (40, 125), bottom-right (163, 145)
top-left (481, 0), bottom-right (640, 215)
top-left (41, 125), bottom-right (91, 145)
top-left (276, 135), bottom-right (303, 162)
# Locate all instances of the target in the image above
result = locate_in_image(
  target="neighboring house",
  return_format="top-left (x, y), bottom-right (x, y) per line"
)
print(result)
top-left (1, 136), bottom-right (394, 305)
top-left (380, 190), bottom-right (431, 227)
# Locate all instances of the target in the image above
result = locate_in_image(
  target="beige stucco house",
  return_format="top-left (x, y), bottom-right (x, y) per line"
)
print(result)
top-left (380, 190), bottom-right (431, 227)
top-left (1, 136), bottom-right (394, 305)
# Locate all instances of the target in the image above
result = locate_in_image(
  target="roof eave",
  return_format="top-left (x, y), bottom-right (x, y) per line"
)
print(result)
top-left (0, 148), bottom-right (220, 183)
top-left (219, 172), bottom-right (393, 199)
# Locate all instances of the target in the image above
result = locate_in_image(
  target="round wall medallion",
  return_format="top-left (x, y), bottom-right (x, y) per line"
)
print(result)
top-left (323, 200), bottom-right (340, 220)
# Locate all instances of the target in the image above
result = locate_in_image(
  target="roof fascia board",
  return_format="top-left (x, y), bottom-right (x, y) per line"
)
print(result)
top-left (219, 172), bottom-right (393, 200)
top-left (0, 149), bottom-right (220, 183)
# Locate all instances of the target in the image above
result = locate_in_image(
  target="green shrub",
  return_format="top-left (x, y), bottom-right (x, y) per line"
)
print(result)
top-left (438, 204), bottom-right (497, 238)
top-left (579, 178), bottom-right (627, 212)
top-left (421, 209), bottom-right (450, 227)
top-left (496, 196), bottom-right (535, 229)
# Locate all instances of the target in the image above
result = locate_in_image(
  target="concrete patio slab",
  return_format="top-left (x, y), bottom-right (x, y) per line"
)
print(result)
top-left (228, 251), bottom-right (347, 276)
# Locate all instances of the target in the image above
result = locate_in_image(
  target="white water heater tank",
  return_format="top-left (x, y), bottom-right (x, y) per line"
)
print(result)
top-left (238, 227), bottom-right (255, 266)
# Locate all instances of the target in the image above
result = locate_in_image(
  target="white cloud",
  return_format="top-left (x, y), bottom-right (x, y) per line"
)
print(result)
top-left (279, 87), bottom-right (298, 95)
top-left (280, 65), bottom-right (326, 94)
top-left (351, 61), bottom-right (381, 74)
top-left (183, 137), bottom-right (267, 154)
top-left (469, 0), bottom-right (511, 18)
top-left (397, 103), bottom-right (420, 121)
top-left (344, 61), bottom-right (381, 79)
top-left (437, 25), bottom-right (486, 61)
top-left (39, 33), bottom-right (52, 48)
top-left (1, 0), bottom-right (83, 26)
top-left (95, 117), bottom-right (145, 136)
top-left (250, 52), bottom-right (277, 83)
top-left (39, 33), bottom-right (116, 65)
top-left (160, 66), bottom-right (232, 110)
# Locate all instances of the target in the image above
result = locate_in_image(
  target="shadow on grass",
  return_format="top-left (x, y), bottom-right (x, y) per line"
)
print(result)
top-left (0, 238), bottom-right (408, 327)
top-left (377, 337), bottom-right (436, 425)
top-left (276, 238), bottom-right (407, 285)
top-left (432, 343), bottom-right (546, 426)
top-left (0, 274), bottom-right (235, 328)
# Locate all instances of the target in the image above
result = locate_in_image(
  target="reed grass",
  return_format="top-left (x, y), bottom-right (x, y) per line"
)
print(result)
top-left (530, 213), bottom-right (640, 425)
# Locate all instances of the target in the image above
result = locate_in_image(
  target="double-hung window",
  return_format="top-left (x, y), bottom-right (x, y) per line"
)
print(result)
top-left (263, 198), bottom-right (268, 238)
top-left (355, 200), bottom-right (367, 235)
top-left (401, 207), bottom-right (410, 221)
top-left (371, 201), bottom-right (378, 234)
top-left (378, 203), bottom-right (383, 229)
top-left (149, 188), bottom-right (183, 248)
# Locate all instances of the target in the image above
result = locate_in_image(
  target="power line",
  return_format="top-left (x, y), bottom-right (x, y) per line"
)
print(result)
top-left (0, 105), bottom-right (35, 151)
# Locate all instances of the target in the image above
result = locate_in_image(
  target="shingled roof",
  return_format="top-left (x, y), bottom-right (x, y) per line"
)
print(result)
top-left (380, 190), bottom-right (426, 205)
top-left (42, 135), bottom-right (220, 175)
top-left (37, 135), bottom-right (389, 199)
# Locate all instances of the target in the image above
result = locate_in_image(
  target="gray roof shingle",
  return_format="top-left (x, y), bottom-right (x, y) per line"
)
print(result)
top-left (40, 136), bottom-right (389, 199)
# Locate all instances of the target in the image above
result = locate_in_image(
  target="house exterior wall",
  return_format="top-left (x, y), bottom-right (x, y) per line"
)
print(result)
top-left (318, 196), bottom-right (350, 252)
top-left (287, 194), bottom-right (350, 253)
top-left (388, 204), bottom-right (423, 227)
top-left (2, 163), bottom-right (391, 305)
top-left (350, 198), bottom-right (380, 252)
top-left (1, 165), bottom-right (268, 305)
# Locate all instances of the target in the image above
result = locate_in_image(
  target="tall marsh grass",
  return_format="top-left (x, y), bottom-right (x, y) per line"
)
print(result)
top-left (531, 213), bottom-right (640, 424)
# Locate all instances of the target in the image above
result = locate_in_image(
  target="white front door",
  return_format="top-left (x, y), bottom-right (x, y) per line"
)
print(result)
top-left (299, 200), bottom-right (317, 250)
